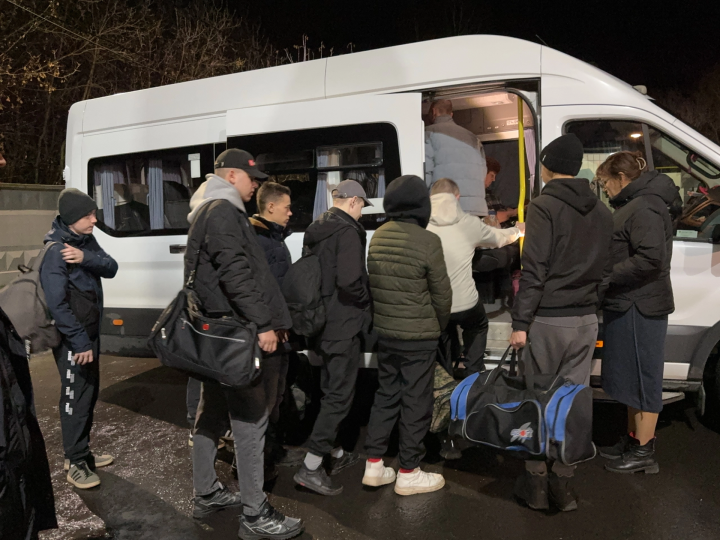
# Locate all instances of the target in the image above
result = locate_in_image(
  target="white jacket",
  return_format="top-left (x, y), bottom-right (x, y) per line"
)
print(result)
top-left (427, 193), bottom-right (521, 313)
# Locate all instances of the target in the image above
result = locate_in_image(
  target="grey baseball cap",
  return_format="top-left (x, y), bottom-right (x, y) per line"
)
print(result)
top-left (332, 180), bottom-right (373, 207)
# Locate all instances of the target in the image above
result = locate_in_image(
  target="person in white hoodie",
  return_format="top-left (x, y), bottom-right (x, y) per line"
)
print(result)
top-left (427, 178), bottom-right (524, 375)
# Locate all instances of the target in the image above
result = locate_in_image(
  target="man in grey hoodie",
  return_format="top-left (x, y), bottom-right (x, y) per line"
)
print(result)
top-left (185, 149), bottom-right (303, 540)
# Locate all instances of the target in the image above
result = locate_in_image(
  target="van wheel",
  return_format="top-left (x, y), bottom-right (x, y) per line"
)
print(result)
top-left (701, 344), bottom-right (720, 429)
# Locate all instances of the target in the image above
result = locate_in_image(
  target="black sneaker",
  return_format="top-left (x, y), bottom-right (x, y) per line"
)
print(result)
top-left (193, 483), bottom-right (242, 519)
top-left (329, 451), bottom-right (360, 476)
top-left (293, 463), bottom-right (343, 496)
top-left (548, 473), bottom-right (578, 512)
top-left (238, 501), bottom-right (304, 540)
top-left (598, 434), bottom-right (631, 460)
top-left (513, 470), bottom-right (549, 511)
top-left (439, 435), bottom-right (463, 461)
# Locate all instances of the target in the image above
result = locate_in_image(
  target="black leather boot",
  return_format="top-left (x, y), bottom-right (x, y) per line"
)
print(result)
top-left (598, 434), bottom-right (631, 460)
top-left (548, 473), bottom-right (578, 512)
top-left (605, 437), bottom-right (659, 474)
top-left (513, 470), bottom-right (549, 510)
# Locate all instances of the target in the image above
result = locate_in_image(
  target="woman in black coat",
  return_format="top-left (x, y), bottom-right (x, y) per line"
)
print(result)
top-left (595, 151), bottom-right (680, 475)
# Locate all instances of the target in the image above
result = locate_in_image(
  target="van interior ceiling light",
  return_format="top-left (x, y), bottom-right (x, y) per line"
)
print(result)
top-left (631, 133), bottom-right (643, 139)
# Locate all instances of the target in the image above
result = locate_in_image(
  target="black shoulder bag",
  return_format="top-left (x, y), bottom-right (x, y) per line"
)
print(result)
top-left (148, 205), bottom-right (262, 388)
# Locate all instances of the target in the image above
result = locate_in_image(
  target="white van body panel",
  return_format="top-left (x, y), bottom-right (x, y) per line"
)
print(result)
top-left (325, 35), bottom-right (541, 97)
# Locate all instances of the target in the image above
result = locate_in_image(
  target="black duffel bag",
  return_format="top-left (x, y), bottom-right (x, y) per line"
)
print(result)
top-left (148, 207), bottom-right (262, 388)
top-left (449, 346), bottom-right (596, 466)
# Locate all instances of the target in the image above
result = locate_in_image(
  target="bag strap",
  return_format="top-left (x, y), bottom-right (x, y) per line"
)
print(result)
top-left (185, 203), bottom-right (214, 288)
top-left (25, 241), bottom-right (58, 273)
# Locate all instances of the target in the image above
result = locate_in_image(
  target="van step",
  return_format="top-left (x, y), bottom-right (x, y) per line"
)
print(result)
top-left (593, 388), bottom-right (685, 405)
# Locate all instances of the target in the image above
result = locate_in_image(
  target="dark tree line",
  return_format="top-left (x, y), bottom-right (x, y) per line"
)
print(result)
top-left (0, 0), bottom-right (285, 185)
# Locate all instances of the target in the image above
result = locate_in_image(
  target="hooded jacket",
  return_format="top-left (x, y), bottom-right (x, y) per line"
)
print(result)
top-left (368, 175), bottom-right (452, 343)
top-left (425, 115), bottom-right (488, 216)
top-left (185, 174), bottom-right (291, 332)
top-left (603, 170), bottom-right (677, 316)
top-left (512, 178), bottom-right (613, 332)
top-left (249, 215), bottom-right (292, 287)
top-left (304, 206), bottom-right (372, 342)
top-left (0, 307), bottom-right (57, 538)
top-left (427, 193), bottom-right (522, 313)
top-left (40, 217), bottom-right (118, 353)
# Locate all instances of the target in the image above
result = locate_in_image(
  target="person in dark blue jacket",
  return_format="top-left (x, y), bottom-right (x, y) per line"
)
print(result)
top-left (40, 188), bottom-right (118, 489)
top-left (250, 181), bottom-right (294, 475)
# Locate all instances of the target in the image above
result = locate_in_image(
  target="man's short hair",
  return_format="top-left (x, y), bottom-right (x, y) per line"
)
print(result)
top-left (431, 99), bottom-right (453, 116)
top-left (430, 178), bottom-right (460, 196)
top-left (257, 181), bottom-right (291, 213)
top-left (486, 157), bottom-right (501, 174)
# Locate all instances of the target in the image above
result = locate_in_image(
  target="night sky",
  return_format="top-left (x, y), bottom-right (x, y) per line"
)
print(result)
top-left (246, 0), bottom-right (720, 93)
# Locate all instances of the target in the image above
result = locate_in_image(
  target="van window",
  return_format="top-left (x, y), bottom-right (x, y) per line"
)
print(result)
top-left (88, 143), bottom-right (225, 236)
top-left (229, 123), bottom-right (401, 231)
top-left (565, 120), bottom-right (647, 207)
top-left (566, 119), bottom-right (720, 240)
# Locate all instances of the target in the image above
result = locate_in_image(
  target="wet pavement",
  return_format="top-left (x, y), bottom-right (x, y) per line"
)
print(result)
top-left (31, 352), bottom-right (720, 540)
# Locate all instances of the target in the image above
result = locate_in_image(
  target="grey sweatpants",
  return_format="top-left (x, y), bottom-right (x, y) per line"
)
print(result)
top-left (193, 381), bottom-right (268, 516)
top-left (525, 314), bottom-right (598, 386)
top-left (524, 314), bottom-right (598, 476)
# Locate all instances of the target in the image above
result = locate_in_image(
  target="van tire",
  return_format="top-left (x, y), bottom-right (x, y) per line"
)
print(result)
top-left (701, 344), bottom-right (720, 430)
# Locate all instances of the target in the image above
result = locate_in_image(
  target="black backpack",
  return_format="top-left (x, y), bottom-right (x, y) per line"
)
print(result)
top-left (281, 244), bottom-right (326, 337)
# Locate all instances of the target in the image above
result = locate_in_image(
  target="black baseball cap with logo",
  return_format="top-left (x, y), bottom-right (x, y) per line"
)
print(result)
top-left (214, 149), bottom-right (268, 179)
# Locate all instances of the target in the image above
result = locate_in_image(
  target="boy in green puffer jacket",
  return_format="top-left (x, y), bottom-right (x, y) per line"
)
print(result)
top-left (361, 174), bottom-right (452, 496)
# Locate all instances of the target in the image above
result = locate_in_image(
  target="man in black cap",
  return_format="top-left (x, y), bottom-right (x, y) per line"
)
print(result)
top-left (293, 179), bottom-right (373, 496)
top-left (510, 134), bottom-right (613, 512)
top-left (40, 188), bottom-right (118, 489)
top-left (186, 148), bottom-right (303, 539)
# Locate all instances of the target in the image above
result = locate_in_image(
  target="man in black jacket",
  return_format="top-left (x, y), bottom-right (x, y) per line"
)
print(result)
top-left (40, 189), bottom-right (118, 489)
top-left (510, 134), bottom-right (613, 512)
top-left (250, 181), bottom-right (293, 475)
top-left (186, 149), bottom-right (303, 540)
top-left (293, 180), bottom-right (372, 496)
top-left (0, 307), bottom-right (57, 539)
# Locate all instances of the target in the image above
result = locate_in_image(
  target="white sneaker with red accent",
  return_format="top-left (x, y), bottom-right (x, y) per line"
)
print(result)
top-left (362, 459), bottom-right (396, 487)
top-left (394, 468), bottom-right (445, 496)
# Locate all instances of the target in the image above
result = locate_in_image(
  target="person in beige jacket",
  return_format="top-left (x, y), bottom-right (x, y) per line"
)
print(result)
top-left (427, 178), bottom-right (523, 375)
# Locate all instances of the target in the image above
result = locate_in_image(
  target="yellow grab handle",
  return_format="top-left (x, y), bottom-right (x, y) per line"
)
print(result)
top-left (517, 97), bottom-right (527, 252)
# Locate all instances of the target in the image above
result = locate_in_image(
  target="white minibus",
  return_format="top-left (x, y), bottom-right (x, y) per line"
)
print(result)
top-left (64, 35), bottom-right (720, 413)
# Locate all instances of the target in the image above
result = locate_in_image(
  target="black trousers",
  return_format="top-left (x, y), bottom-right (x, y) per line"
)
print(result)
top-left (447, 301), bottom-right (488, 375)
top-left (364, 343), bottom-right (436, 470)
top-left (53, 339), bottom-right (100, 465)
top-left (305, 336), bottom-right (361, 457)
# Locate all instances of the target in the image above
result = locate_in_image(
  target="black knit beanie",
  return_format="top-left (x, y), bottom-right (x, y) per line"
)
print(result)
top-left (383, 175), bottom-right (432, 228)
top-left (58, 188), bottom-right (98, 226)
top-left (539, 134), bottom-right (584, 176)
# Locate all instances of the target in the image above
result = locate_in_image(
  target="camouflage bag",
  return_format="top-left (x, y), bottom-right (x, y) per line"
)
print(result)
top-left (430, 362), bottom-right (458, 433)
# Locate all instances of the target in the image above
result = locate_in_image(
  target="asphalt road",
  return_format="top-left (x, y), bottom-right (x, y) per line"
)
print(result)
top-left (30, 352), bottom-right (720, 540)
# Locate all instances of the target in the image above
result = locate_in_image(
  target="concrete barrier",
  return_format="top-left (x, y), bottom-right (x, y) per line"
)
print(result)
top-left (0, 184), bottom-right (62, 287)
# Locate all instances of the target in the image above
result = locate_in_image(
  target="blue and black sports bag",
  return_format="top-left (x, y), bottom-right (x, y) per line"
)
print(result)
top-left (449, 346), bottom-right (596, 466)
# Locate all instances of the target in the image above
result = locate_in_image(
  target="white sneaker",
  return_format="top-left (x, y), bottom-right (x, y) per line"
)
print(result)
top-left (362, 459), bottom-right (396, 487)
top-left (394, 468), bottom-right (445, 496)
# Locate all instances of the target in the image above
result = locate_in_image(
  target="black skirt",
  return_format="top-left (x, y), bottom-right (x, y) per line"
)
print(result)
top-left (601, 306), bottom-right (668, 413)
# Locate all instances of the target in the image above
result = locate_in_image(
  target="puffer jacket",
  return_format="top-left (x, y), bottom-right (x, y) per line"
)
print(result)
top-left (249, 215), bottom-right (292, 287)
top-left (0, 307), bottom-right (57, 538)
top-left (603, 170), bottom-right (678, 316)
top-left (369, 175), bottom-right (452, 343)
top-left (427, 193), bottom-right (522, 313)
top-left (425, 115), bottom-right (488, 216)
top-left (40, 217), bottom-right (118, 353)
top-left (304, 207), bottom-right (372, 342)
top-left (186, 175), bottom-right (291, 332)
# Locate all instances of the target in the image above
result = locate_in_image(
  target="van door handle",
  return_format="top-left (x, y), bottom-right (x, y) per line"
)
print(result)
top-left (169, 244), bottom-right (186, 254)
